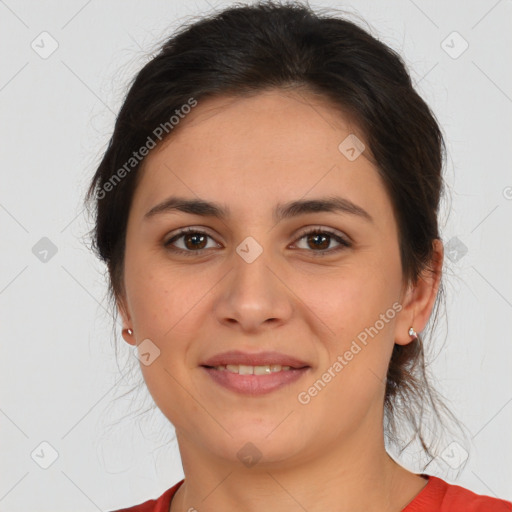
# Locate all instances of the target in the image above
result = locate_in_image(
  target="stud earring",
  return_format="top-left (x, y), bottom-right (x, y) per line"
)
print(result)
top-left (125, 328), bottom-right (133, 336)
top-left (408, 327), bottom-right (417, 339)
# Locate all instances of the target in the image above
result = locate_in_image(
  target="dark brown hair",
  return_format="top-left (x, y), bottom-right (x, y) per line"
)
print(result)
top-left (84, 0), bottom-right (468, 467)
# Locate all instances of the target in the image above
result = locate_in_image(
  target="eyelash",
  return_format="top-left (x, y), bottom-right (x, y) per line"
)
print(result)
top-left (164, 226), bottom-right (352, 257)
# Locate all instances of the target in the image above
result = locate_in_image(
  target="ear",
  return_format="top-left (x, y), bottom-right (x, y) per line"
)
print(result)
top-left (394, 239), bottom-right (443, 346)
top-left (117, 293), bottom-right (136, 346)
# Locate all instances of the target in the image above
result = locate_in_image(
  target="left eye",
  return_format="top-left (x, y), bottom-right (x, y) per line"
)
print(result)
top-left (164, 226), bottom-right (351, 257)
top-left (293, 227), bottom-right (352, 255)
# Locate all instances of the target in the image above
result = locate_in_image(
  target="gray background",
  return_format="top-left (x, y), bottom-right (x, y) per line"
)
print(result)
top-left (1, 0), bottom-right (511, 510)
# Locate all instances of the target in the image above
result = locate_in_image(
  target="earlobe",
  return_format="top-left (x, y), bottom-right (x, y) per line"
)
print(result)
top-left (121, 327), bottom-right (136, 346)
top-left (394, 239), bottom-right (444, 346)
top-left (116, 294), bottom-right (135, 345)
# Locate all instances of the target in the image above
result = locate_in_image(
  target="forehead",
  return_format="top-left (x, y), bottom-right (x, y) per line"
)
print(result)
top-left (152, 88), bottom-right (367, 161)
top-left (130, 89), bottom-right (391, 225)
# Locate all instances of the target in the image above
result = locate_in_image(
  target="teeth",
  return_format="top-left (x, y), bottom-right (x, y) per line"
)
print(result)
top-left (214, 364), bottom-right (292, 374)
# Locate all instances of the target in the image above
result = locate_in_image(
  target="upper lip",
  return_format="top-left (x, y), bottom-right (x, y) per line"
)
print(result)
top-left (201, 350), bottom-right (310, 369)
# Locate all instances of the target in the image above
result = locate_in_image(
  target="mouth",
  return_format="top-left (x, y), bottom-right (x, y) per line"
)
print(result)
top-left (202, 363), bottom-right (307, 374)
top-left (200, 350), bottom-right (310, 369)
top-left (200, 363), bottom-right (311, 396)
top-left (199, 350), bottom-right (312, 396)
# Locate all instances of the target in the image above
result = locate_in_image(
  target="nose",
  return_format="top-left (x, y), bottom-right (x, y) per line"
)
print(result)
top-left (213, 241), bottom-right (294, 334)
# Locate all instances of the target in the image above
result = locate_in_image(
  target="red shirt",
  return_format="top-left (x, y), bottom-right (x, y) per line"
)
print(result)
top-left (110, 474), bottom-right (512, 511)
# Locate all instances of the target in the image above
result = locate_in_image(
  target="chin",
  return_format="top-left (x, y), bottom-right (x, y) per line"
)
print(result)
top-left (201, 426), bottom-right (310, 467)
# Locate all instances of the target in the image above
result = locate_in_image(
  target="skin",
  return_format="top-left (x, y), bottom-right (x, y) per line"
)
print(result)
top-left (117, 89), bottom-right (443, 512)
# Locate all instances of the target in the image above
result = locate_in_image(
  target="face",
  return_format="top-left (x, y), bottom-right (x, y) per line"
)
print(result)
top-left (117, 89), bottom-right (434, 467)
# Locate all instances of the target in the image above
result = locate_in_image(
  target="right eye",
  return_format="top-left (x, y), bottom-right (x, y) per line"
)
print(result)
top-left (164, 227), bottom-right (221, 256)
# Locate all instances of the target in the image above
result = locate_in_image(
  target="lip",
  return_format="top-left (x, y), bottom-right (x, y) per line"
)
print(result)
top-left (201, 366), bottom-right (311, 396)
top-left (200, 350), bottom-right (311, 396)
top-left (200, 350), bottom-right (310, 369)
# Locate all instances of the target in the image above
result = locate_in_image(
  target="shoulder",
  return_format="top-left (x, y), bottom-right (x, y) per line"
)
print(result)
top-left (405, 474), bottom-right (512, 512)
top-left (438, 476), bottom-right (512, 512)
top-left (107, 479), bottom-right (185, 512)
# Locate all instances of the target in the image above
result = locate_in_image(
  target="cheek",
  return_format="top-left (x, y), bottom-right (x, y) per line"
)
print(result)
top-left (310, 268), bottom-right (398, 337)
top-left (307, 262), bottom-right (401, 393)
top-left (302, 284), bottom-right (398, 431)
top-left (124, 250), bottom-right (195, 337)
top-left (123, 261), bottom-right (205, 428)
top-left (124, 256), bottom-right (214, 384)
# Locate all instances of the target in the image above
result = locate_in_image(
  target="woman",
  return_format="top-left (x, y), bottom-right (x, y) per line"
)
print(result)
top-left (85, 2), bottom-right (512, 511)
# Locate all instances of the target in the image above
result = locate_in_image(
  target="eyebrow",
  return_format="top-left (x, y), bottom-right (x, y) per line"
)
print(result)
top-left (144, 195), bottom-right (373, 224)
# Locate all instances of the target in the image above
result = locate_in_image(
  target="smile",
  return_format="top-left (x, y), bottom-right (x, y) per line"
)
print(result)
top-left (212, 364), bottom-right (292, 374)
top-left (201, 365), bottom-right (310, 395)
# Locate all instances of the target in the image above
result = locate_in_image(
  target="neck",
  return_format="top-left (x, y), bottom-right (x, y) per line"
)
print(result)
top-left (170, 416), bottom-right (427, 512)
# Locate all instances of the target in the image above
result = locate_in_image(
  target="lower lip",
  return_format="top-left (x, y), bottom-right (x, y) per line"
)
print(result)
top-left (201, 366), bottom-right (310, 396)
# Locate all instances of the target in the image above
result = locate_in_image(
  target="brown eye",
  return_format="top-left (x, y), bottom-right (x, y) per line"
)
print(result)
top-left (293, 227), bottom-right (351, 256)
top-left (182, 232), bottom-right (208, 250)
top-left (164, 226), bottom-right (351, 258)
top-left (164, 228), bottom-right (219, 256)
